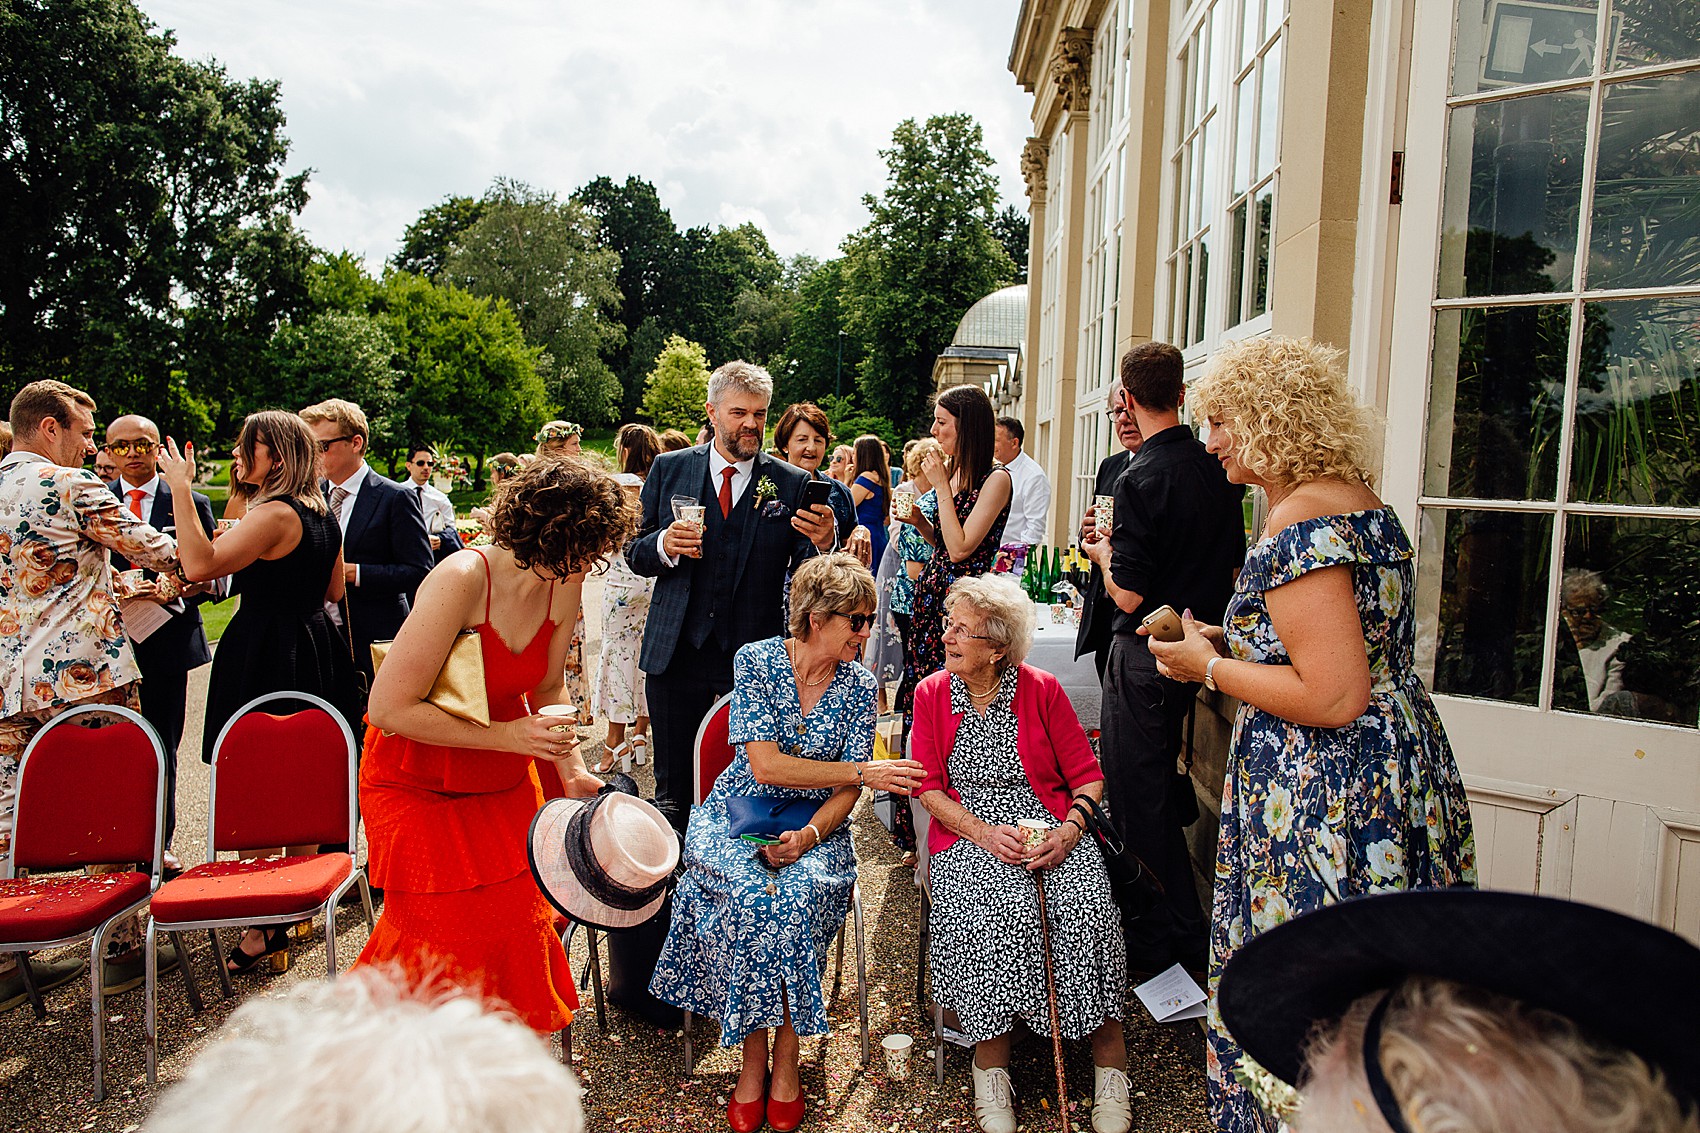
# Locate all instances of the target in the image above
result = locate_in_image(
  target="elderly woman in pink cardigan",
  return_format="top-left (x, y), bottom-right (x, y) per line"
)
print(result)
top-left (912, 573), bottom-right (1132, 1133)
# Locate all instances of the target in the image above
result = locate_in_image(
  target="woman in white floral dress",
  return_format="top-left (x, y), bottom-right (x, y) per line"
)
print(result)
top-left (1146, 338), bottom-right (1476, 1133)
top-left (591, 425), bottom-right (660, 772)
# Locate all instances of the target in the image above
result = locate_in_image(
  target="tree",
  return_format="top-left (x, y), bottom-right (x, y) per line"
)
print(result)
top-left (441, 179), bottom-right (625, 426)
top-left (0, 0), bottom-right (311, 435)
top-left (991, 203), bottom-right (1031, 285)
top-left (675, 222), bottom-right (787, 367)
top-left (258, 311), bottom-right (406, 458)
top-left (391, 195), bottom-right (484, 279)
top-left (777, 257), bottom-right (861, 406)
top-left (376, 272), bottom-right (551, 463)
top-left (573, 175), bottom-right (685, 416)
top-left (640, 335), bottom-right (711, 433)
top-left (841, 115), bottom-right (1017, 434)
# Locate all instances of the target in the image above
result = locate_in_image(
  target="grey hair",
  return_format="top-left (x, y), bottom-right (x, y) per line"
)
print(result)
top-left (1562, 567), bottom-right (1609, 607)
top-left (1298, 976), bottom-right (1698, 1133)
top-left (788, 551), bottom-right (877, 640)
top-left (146, 968), bottom-right (585, 1133)
top-left (945, 573), bottom-right (1035, 670)
top-left (707, 360), bottom-right (774, 406)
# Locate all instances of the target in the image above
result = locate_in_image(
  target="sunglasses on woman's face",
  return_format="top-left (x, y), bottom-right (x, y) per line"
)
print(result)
top-left (838, 612), bottom-right (874, 633)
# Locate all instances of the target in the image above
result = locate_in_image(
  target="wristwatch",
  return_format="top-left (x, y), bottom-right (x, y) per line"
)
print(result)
top-left (1204, 655), bottom-right (1223, 692)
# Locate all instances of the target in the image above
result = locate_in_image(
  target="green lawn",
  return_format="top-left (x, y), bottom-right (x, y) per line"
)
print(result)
top-left (201, 596), bottom-right (237, 642)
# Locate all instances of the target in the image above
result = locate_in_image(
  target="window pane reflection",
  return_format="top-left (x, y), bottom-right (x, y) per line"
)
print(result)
top-left (1438, 90), bottom-right (1589, 298)
top-left (1453, 0), bottom-right (1599, 96)
top-left (1421, 508), bottom-right (1553, 705)
top-left (1587, 70), bottom-right (1700, 291)
top-left (1610, 0), bottom-right (1700, 71)
top-left (1570, 297), bottom-right (1700, 508)
top-left (1554, 515), bottom-right (1700, 727)
top-left (1427, 305), bottom-right (1570, 500)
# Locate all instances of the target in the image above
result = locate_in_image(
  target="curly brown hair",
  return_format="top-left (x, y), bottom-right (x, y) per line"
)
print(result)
top-left (486, 455), bottom-right (636, 578)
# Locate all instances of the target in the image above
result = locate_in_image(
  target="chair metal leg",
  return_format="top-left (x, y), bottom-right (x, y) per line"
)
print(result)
top-left (831, 915), bottom-right (847, 1001)
top-left (853, 884), bottom-right (869, 1067)
top-left (146, 919), bottom-right (160, 1085)
top-left (916, 890), bottom-right (930, 1026)
top-left (208, 927), bottom-right (233, 1000)
top-left (14, 950), bottom-right (46, 1019)
top-left (91, 921), bottom-right (113, 1102)
top-left (559, 1025), bottom-right (572, 1065)
top-left (586, 928), bottom-right (606, 1031)
top-left (168, 929), bottom-right (202, 1013)
top-left (323, 900), bottom-right (339, 979)
top-left (682, 1009), bottom-right (694, 1074)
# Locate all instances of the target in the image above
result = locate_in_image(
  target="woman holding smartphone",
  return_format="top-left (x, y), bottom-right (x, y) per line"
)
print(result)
top-left (1142, 337), bottom-right (1475, 1133)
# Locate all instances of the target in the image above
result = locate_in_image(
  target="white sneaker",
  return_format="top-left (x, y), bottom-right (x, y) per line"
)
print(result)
top-left (971, 1063), bottom-right (1017, 1133)
top-left (1092, 1065), bottom-right (1133, 1133)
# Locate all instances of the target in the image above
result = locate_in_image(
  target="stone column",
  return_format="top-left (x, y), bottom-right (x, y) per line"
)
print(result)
top-left (1019, 134), bottom-right (1048, 447)
top-left (1047, 26), bottom-right (1092, 547)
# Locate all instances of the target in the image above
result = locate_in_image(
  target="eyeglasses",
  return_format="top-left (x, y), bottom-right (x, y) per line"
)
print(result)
top-left (315, 435), bottom-right (355, 453)
top-left (410, 459), bottom-right (435, 468)
top-left (1105, 407), bottom-right (1131, 421)
top-left (106, 440), bottom-right (157, 456)
top-left (838, 612), bottom-right (874, 633)
top-left (940, 618), bottom-right (993, 641)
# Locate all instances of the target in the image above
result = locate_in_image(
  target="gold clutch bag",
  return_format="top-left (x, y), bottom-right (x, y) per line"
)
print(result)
top-left (370, 630), bottom-right (491, 728)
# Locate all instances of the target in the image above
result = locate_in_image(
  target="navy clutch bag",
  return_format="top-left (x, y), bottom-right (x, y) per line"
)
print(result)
top-left (725, 796), bottom-right (819, 840)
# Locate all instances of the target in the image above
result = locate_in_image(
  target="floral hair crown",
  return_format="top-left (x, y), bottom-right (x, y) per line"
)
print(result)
top-left (534, 421), bottom-right (584, 443)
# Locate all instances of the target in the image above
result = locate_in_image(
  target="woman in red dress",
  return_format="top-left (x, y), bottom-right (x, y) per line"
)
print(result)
top-left (355, 456), bottom-right (635, 1032)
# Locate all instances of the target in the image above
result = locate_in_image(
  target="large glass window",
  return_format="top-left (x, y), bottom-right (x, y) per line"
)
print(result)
top-left (1164, 0), bottom-right (1286, 354)
top-left (1420, 2), bottom-right (1700, 729)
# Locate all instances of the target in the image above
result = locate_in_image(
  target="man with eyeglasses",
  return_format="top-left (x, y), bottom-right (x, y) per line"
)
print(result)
top-left (104, 414), bottom-right (223, 868)
top-left (401, 446), bottom-right (463, 568)
top-left (299, 399), bottom-right (433, 706)
top-left (1074, 387), bottom-right (1144, 679)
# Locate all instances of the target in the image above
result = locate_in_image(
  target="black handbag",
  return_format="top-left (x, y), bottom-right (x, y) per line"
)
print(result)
top-left (1171, 700), bottom-right (1200, 827)
top-left (1073, 795), bottom-right (1165, 921)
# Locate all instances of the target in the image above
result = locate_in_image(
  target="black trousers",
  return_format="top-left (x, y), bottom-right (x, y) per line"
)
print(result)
top-left (136, 666), bottom-right (187, 848)
top-left (646, 638), bottom-right (737, 833)
top-left (1098, 634), bottom-right (1206, 969)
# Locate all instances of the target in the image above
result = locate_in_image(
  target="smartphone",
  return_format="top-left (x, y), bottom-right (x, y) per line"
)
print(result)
top-left (799, 478), bottom-right (834, 513)
top-left (739, 833), bottom-right (782, 846)
top-left (1139, 604), bottom-right (1185, 643)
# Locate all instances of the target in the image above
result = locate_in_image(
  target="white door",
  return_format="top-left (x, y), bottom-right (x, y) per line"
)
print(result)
top-left (1384, 0), bottom-right (1700, 940)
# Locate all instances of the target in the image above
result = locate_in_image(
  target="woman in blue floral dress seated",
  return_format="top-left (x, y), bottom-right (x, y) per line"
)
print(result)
top-left (1146, 337), bottom-right (1477, 1133)
top-left (651, 553), bottom-right (927, 1133)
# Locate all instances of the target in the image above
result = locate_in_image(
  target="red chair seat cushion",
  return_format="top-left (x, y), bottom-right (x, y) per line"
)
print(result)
top-left (150, 854), bottom-right (354, 924)
top-left (0, 872), bottom-right (150, 944)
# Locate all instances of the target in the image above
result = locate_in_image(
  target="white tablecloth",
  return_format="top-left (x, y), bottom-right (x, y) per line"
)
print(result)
top-left (1024, 614), bottom-right (1101, 732)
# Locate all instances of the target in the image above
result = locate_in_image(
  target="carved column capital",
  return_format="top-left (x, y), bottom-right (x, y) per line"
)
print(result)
top-left (1020, 137), bottom-right (1050, 203)
top-left (1049, 27), bottom-right (1093, 116)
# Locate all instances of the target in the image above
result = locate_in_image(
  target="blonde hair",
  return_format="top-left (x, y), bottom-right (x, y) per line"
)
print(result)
top-left (1191, 337), bottom-right (1379, 489)
top-left (904, 438), bottom-right (943, 480)
top-left (1299, 977), bottom-right (1698, 1133)
top-left (787, 552), bottom-right (877, 640)
top-left (944, 573), bottom-right (1035, 670)
top-left (298, 398), bottom-right (370, 443)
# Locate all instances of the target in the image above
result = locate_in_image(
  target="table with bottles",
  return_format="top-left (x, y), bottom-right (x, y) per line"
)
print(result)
top-left (1016, 543), bottom-right (1101, 733)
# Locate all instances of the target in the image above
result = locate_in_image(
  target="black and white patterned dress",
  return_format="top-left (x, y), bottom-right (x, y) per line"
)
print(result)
top-left (927, 669), bottom-right (1127, 1043)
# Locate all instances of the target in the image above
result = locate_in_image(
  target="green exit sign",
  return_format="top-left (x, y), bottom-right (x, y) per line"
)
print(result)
top-left (1481, 1), bottom-right (1619, 86)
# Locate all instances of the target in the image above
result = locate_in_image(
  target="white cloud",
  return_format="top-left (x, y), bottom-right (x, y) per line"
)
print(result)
top-left (141, 0), bottom-right (1033, 266)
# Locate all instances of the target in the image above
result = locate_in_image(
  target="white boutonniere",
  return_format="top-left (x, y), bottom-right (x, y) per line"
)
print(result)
top-left (754, 475), bottom-right (780, 505)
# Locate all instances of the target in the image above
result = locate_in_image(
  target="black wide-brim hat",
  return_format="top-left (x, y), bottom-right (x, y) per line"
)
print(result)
top-left (1219, 889), bottom-right (1700, 1103)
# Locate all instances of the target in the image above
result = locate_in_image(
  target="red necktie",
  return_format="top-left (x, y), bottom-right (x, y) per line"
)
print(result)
top-left (127, 489), bottom-right (145, 518)
top-left (719, 466), bottom-right (736, 519)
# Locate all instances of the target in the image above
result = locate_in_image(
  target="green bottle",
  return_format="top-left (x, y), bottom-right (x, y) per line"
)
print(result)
top-left (1019, 547), bottom-right (1036, 599)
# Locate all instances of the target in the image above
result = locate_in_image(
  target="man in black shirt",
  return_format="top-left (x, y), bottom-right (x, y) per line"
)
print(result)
top-left (1084, 342), bottom-right (1245, 974)
top-left (1075, 385), bottom-right (1143, 678)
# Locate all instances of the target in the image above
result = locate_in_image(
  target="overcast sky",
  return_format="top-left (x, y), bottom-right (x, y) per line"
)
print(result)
top-left (138, 1), bottom-right (1035, 269)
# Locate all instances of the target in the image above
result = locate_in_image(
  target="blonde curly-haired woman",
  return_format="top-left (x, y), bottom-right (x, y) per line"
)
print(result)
top-left (1143, 336), bottom-right (1477, 1133)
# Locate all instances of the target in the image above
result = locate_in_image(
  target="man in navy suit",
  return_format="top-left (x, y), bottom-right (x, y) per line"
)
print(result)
top-left (104, 414), bottom-right (222, 860)
top-left (627, 361), bottom-right (838, 829)
top-left (299, 399), bottom-right (434, 700)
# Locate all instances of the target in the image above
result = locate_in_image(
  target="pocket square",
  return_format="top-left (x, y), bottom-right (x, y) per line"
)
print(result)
top-left (760, 499), bottom-right (792, 519)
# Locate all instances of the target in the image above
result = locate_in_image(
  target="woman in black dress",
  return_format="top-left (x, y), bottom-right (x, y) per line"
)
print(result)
top-left (159, 410), bottom-right (356, 971)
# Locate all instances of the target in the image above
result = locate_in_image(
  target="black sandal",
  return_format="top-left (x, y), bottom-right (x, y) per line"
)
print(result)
top-left (226, 926), bottom-right (291, 975)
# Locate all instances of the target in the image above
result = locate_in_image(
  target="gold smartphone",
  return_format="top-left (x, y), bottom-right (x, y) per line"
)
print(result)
top-left (1139, 603), bottom-right (1185, 643)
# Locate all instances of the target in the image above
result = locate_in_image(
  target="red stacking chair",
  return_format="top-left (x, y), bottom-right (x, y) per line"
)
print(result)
top-left (144, 692), bottom-right (374, 1082)
top-left (0, 703), bottom-right (184, 1101)
top-left (681, 693), bottom-right (869, 1071)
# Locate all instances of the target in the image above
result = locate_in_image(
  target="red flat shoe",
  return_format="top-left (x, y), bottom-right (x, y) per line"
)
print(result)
top-left (767, 1091), bottom-right (805, 1132)
top-left (727, 1083), bottom-right (767, 1133)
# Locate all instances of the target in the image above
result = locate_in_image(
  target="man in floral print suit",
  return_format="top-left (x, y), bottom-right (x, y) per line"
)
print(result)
top-left (0, 380), bottom-right (182, 1004)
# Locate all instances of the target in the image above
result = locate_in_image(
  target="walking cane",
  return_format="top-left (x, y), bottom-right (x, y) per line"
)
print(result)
top-left (1024, 823), bottom-right (1072, 1133)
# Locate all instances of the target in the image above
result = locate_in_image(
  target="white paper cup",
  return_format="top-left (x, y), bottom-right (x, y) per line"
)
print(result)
top-left (1017, 818), bottom-right (1051, 847)
top-left (881, 1033), bottom-right (914, 1080)
top-left (892, 488), bottom-right (915, 522)
top-left (539, 703), bottom-right (578, 733)
top-left (677, 504), bottom-right (706, 532)
top-left (1094, 494), bottom-right (1115, 533)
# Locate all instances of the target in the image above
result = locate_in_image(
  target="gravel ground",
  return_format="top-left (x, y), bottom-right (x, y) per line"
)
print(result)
top-left (1, 574), bottom-right (1210, 1132)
